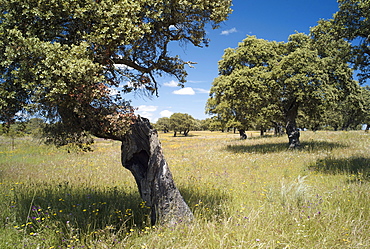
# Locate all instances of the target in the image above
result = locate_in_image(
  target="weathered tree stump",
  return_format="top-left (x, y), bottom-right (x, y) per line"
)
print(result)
top-left (121, 116), bottom-right (193, 225)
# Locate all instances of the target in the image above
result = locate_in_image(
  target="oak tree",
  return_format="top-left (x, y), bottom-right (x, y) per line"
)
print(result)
top-left (169, 112), bottom-right (196, 137)
top-left (154, 117), bottom-right (171, 133)
top-left (207, 33), bottom-right (356, 148)
top-left (206, 36), bottom-right (283, 139)
top-left (0, 0), bottom-right (232, 224)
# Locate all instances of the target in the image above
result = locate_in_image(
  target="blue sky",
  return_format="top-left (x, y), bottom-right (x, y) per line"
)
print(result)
top-left (129, 0), bottom-right (341, 122)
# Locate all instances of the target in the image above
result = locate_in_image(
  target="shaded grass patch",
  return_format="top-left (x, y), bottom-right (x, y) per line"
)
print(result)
top-left (10, 182), bottom-right (149, 234)
top-left (226, 140), bottom-right (345, 154)
top-left (179, 185), bottom-right (233, 220)
top-left (309, 156), bottom-right (370, 180)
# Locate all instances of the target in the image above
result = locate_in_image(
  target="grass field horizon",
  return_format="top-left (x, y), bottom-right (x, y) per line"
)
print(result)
top-left (1, 130), bottom-right (369, 248)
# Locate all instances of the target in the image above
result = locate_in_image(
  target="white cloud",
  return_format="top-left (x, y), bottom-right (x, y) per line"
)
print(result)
top-left (221, 27), bottom-right (238, 35)
top-left (137, 105), bottom-right (158, 112)
top-left (194, 88), bottom-right (210, 94)
top-left (163, 80), bottom-right (179, 87)
top-left (135, 105), bottom-right (158, 121)
top-left (160, 110), bottom-right (173, 117)
top-left (172, 87), bottom-right (195, 95)
top-left (169, 25), bottom-right (178, 31)
top-left (139, 112), bottom-right (154, 120)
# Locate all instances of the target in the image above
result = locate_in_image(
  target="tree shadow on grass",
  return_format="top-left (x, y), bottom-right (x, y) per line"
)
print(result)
top-left (308, 156), bottom-right (370, 181)
top-left (172, 134), bottom-right (200, 138)
top-left (12, 183), bottom-right (146, 233)
top-left (11, 181), bottom-right (229, 237)
top-left (225, 140), bottom-right (346, 154)
top-left (179, 185), bottom-right (232, 219)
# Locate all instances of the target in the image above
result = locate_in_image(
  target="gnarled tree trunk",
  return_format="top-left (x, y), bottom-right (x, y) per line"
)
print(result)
top-left (121, 117), bottom-right (193, 225)
top-left (285, 103), bottom-right (300, 148)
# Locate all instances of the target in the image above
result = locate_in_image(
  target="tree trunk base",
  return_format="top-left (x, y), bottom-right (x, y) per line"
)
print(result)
top-left (287, 129), bottom-right (300, 148)
top-left (239, 129), bottom-right (247, 139)
top-left (121, 117), bottom-right (193, 225)
top-left (286, 120), bottom-right (300, 148)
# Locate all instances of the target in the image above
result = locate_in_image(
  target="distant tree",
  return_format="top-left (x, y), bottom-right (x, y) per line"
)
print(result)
top-left (225, 120), bottom-right (242, 134)
top-left (338, 88), bottom-right (368, 130)
top-left (208, 116), bottom-right (228, 132)
top-left (155, 117), bottom-right (171, 133)
top-left (330, 86), bottom-right (370, 131)
top-left (2, 121), bottom-right (26, 149)
top-left (170, 113), bottom-right (196, 137)
top-left (297, 109), bottom-right (324, 132)
top-left (193, 119), bottom-right (203, 131)
top-left (0, 0), bottom-right (232, 224)
top-left (291, 84), bottom-right (368, 133)
top-left (206, 37), bottom-right (285, 139)
top-left (24, 118), bottom-right (44, 136)
top-left (208, 33), bottom-right (356, 148)
top-left (206, 98), bottom-right (234, 132)
top-left (198, 118), bottom-right (212, 131)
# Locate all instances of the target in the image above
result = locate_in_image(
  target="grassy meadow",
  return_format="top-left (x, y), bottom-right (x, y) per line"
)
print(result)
top-left (0, 130), bottom-right (369, 248)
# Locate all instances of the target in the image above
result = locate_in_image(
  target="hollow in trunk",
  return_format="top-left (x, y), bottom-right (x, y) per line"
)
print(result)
top-left (121, 117), bottom-right (193, 225)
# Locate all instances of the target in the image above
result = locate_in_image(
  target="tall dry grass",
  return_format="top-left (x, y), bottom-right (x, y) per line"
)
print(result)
top-left (1, 130), bottom-right (369, 248)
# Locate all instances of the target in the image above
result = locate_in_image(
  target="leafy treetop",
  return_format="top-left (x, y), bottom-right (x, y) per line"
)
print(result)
top-left (0, 0), bottom-right (232, 142)
top-left (169, 112), bottom-right (195, 136)
top-left (207, 33), bottom-right (357, 147)
top-left (311, 0), bottom-right (370, 83)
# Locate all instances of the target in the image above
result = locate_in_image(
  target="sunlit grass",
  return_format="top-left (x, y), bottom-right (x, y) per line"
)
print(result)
top-left (1, 130), bottom-right (369, 248)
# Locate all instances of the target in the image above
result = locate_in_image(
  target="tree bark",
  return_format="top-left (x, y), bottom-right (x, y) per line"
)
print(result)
top-left (285, 103), bottom-right (300, 148)
top-left (260, 128), bottom-right (265, 136)
top-left (239, 129), bottom-right (247, 139)
top-left (121, 117), bottom-right (193, 225)
top-left (286, 121), bottom-right (300, 148)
